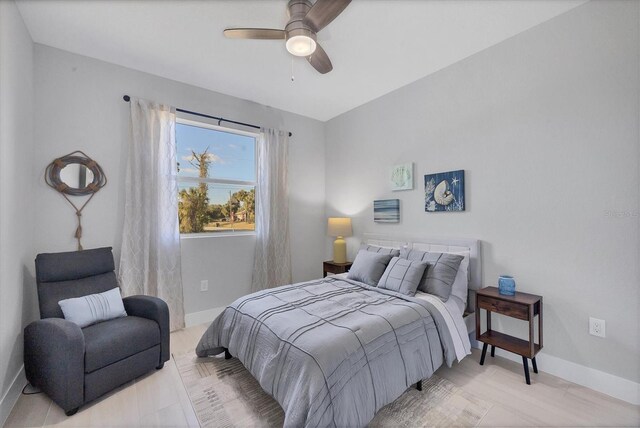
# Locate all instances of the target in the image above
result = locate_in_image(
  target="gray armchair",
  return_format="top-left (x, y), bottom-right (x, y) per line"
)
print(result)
top-left (24, 247), bottom-right (170, 416)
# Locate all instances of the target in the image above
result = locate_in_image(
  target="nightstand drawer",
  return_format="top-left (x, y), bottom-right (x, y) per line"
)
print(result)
top-left (323, 261), bottom-right (352, 277)
top-left (478, 295), bottom-right (528, 320)
top-left (323, 264), bottom-right (343, 274)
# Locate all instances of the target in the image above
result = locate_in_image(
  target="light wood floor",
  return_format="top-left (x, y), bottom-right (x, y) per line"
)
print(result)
top-left (5, 323), bottom-right (639, 427)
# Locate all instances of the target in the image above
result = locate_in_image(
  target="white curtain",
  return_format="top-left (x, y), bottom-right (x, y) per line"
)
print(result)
top-left (251, 128), bottom-right (292, 292)
top-left (119, 97), bottom-right (185, 331)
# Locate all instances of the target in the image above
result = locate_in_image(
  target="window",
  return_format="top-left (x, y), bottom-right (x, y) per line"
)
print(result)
top-left (176, 119), bottom-right (257, 235)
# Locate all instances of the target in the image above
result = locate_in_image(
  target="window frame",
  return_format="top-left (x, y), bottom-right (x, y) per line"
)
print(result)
top-left (176, 117), bottom-right (259, 238)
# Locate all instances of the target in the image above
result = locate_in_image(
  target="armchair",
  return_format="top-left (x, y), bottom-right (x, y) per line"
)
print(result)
top-left (24, 247), bottom-right (170, 416)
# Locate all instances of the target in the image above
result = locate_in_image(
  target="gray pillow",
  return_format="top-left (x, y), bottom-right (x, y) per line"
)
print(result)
top-left (347, 250), bottom-right (393, 286)
top-left (359, 243), bottom-right (400, 257)
top-left (377, 257), bottom-right (428, 296)
top-left (400, 249), bottom-right (463, 301)
top-left (58, 287), bottom-right (127, 328)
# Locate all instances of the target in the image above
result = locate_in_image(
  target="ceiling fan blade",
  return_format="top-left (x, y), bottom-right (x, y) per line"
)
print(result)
top-left (303, 0), bottom-right (351, 32)
top-left (223, 28), bottom-right (286, 40)
top-left (307, 43), bottom-right (333, 74)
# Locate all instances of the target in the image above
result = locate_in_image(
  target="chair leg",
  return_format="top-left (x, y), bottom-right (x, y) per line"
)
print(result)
top-left (490, 345), bottom-right (495, 357)
top-left (480, 343), bottom-right (488, 365)
top-left (224, 348), bottom-right (232, 360)
top-left (532, 357), bottom-right (538, 374)
top-left (522, 356), bottom-right (531, 385)
top-left (65, 408), bottom-right (79, 417)
top-left (416, 380), bottom-right (423, 391)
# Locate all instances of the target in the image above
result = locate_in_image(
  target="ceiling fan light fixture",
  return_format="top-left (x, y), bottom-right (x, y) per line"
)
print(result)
top-left (223, 0), bottom-right (351, 73)
top-left (286, 35), bottom-right (317, 57)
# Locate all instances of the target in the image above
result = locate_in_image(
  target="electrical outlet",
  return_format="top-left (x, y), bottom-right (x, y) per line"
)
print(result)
top-left (200, 280), bottom-right (209, 292)
top-left (589, 317), bottom-right (605, 338)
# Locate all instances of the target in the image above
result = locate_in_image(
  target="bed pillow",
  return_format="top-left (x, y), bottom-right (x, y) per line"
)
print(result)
top-left (400, 249), bottom-right (463, 301)
top-left (449, 253), bottom-right (470, 313)
top-left (347, 250), bottom-right (393, 286)
top-left (58, 287), bottom-right (127, 328)
top-left (359, 243), bottom-right (400, 257)
top-left (377, 257), bottom-right (428, 296)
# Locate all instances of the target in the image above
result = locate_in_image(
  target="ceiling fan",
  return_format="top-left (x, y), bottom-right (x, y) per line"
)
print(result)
top-left (223, 0), bottom-right (351, 74)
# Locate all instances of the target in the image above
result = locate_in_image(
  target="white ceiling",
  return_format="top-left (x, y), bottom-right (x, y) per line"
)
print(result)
top-left (17, 0), bottom-right (587, 121)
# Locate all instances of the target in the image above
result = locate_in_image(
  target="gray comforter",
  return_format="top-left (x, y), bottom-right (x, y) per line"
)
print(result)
top-left (196, 276), bottom-right (459, 427)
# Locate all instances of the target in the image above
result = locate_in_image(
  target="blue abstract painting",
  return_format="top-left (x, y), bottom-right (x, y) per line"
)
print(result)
top-left (424, 170), bottom-right (465, 212)
top-left (374, 199), bottom-right (400, 223)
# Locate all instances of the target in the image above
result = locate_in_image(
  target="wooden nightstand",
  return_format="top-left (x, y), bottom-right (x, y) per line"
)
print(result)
top-left (475, 286), bottom-right (543, 384)
top-left (323, 261), bottom-right (352, 277)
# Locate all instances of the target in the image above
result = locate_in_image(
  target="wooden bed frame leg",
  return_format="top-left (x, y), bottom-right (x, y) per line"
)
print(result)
top-left (224, 348), bottom-right (232, 360)
top-left (416, 380), bottom-right (423, 391)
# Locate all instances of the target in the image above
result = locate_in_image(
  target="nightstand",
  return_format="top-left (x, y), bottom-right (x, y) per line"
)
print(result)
top-left (323, 260), bottom-right (352, 277)
top-left (475, 286), bottom-right (543, 384)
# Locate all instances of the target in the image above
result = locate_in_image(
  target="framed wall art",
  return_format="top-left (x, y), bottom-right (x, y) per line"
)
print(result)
top-left (424, 170), bottom-right (465, 212)
top-left (374, 199), bottom-right (400, 223)
top-left (390, 162), bottom-right (413, 191)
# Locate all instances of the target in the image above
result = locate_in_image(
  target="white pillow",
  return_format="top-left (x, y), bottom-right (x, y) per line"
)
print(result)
top-left (58, 287), bottom-right (127, 328)
top-left (449, 253), bottom-right (470, 314)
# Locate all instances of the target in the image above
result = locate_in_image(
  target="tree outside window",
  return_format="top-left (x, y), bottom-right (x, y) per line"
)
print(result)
top-left (176, 120), bottom-right (256, 234)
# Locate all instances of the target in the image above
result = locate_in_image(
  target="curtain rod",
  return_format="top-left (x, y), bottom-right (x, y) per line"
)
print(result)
top-left (122, 95), bottom-right (292, 137)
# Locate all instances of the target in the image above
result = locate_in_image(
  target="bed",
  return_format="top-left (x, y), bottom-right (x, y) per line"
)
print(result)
top-left (196, 236), bottom-right (482, 427)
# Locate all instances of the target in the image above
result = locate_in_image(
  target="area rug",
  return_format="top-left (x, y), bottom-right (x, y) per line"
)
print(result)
top-left (174, 351), bottom-right (492, 427)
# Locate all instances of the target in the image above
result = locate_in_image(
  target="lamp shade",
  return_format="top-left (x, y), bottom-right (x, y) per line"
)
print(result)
top-left (328, 217), bottom-right (352, 237)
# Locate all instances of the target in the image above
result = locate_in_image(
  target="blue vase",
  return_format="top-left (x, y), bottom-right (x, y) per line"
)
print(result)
top-left (498, 275), bottom-right (516, 296)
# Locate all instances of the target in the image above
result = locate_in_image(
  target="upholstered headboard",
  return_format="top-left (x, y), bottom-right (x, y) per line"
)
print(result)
top-left (362, 234), bottom-right (482, 312)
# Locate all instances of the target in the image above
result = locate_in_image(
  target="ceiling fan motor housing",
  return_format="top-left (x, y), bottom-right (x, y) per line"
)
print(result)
top-left (285, 0), bottom-right (317, 42)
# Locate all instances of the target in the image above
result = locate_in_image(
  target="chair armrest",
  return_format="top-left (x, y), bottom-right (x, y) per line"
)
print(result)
top-left (123, 295), bottom-right (170, 364)
top-left (24, 318), bottom-right (85, 412)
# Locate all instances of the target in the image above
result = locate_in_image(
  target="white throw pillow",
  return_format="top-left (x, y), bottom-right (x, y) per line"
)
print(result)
top-left (449, 253), bottom-right (470, 314)
top-left (58, 287), bottom-right (127, 328)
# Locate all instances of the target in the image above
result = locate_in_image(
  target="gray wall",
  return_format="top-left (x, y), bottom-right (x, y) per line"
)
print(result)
top-left (325, 0), bottom-right (639, 383)
top-left (32, 45), bottom-right (326, 317)
top-left (0, 1), bottom-right (37, 423)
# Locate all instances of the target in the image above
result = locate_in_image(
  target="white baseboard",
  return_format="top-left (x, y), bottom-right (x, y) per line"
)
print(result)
top-left (185, 306), bottom-right (225, 327)
top-left (470, 341), bottom-right (640, 405)
top-left (0, 365), bottom-right (25, 427)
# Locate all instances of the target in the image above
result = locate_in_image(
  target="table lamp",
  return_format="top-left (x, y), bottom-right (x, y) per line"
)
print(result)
top-left (328, 217), bottom-right (352, 263)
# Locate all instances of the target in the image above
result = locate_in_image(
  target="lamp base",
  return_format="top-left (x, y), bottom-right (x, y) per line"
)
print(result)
top-left (333, 236), bottom-right (347, 264)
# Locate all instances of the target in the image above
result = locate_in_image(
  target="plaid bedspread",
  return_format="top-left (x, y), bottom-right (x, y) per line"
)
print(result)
top-left (196, 277), bottom-right (458, 427)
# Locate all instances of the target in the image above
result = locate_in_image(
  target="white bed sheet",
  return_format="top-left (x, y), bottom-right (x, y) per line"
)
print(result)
top-left (331, 273), bottom-right (471, 362)
top-left (413, 291), bottom-right (471, 362)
